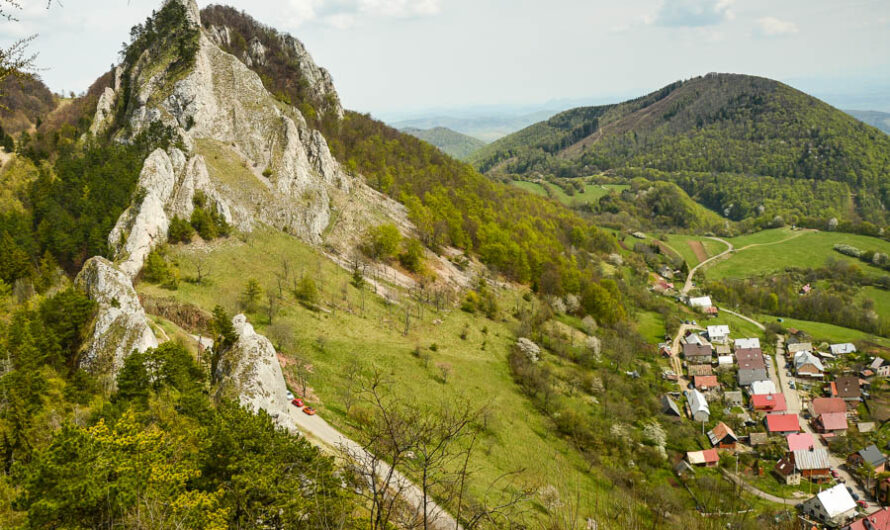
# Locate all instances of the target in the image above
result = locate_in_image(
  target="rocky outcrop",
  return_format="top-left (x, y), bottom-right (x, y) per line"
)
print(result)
top-left (215, 314), bottom-right (296, 431)
top-left (74, 257), bottom-right (158, 374)
top-left (89, 87), bottom-right (116, 135)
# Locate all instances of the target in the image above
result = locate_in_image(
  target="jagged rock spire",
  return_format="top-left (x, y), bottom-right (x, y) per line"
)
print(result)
top-left (164, 0), bottom-right (201, 27)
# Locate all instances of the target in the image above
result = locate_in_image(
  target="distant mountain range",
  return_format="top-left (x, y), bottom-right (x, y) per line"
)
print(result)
top-left (393, 110), bottom-right (557, 143)
top-left (846, 109), bottom-right (890, 134)
top-left (471, 73), bottom-right (890, 225)
top-left (400, 126), bottom-right (486, 159)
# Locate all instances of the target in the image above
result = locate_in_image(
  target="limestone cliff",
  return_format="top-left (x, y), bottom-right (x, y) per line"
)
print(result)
top-left (215, 314), bottom-right (296, 432)
top-left (102, 0), bottom-right (356, 279)
top-left (74, 257), bottom-right (158, 374)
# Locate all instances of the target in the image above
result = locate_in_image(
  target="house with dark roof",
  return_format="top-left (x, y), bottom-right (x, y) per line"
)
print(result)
top-left (683, 342), bottom-right (713, 365)
top-left (849, 444), bottom-right (887, 474)
top-left (837, 375), bottom-right (861, 402)
top-left (739, 368), bottom-right (769, 387)
top-left (708, 422), bottom-right (738, 449)
top-left (662, 395), bottom-right (681, 416)
top-left (774, 454), bottom-right (800, 485)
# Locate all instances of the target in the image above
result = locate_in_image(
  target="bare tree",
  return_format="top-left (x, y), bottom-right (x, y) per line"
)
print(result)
top-left (436, 362), bottom-right (452, 384)
top-left (340, 357), bottom-right (364, 417)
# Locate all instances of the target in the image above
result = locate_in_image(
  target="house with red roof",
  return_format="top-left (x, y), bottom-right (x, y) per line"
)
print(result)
top-left (751, 393), bottom-right (787, 413)
top-left (816, 412), bottom-right (848, 434)
top-left (766, 413), bottom-right (800, 435)
top-left (708, 422), bottom-right (738, 449)
top-left (687, 448), bottom-right (720, 467)
top-left (694, 375), bottom-right (720, 391)
top-left (787, 432), bottom-right (816, 452)
top-left (811, 397), bottom-right (847, 417)
top-left (843, 507), bottom-right (890, 530)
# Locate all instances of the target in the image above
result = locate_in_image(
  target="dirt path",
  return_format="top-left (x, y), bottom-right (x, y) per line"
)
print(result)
top-left (721, 469), bottom-right (799, 504)
top-left (670, 323), bottom-right (702, 391)
top-left (688, 240), bottom-right (708, 263)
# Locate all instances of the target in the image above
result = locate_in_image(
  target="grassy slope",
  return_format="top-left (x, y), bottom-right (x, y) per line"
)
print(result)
top-left (509, 180), bottom-right (547, 196)
top-left (137, 229), bottom-right (615, 513)
top-left (662, 234), bottom-right (729, 267)
top-left (756, 313), bottom-right (890, 347)
top-left (707, 229), bottom-right (890, 280)
top-left (545, 183), bottom-right (627, 207)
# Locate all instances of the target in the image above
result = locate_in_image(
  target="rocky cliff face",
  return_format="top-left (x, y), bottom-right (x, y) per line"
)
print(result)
top-left (74, 257), bottom-right (158, 374)
top-left (99, 0), bottom-right (356, 279)
top-left (215, 314), bottom-right (296, 431)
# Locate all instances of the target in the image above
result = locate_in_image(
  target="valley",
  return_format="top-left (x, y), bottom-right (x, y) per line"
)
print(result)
top-left (0, 1), bottom-right (888, 529)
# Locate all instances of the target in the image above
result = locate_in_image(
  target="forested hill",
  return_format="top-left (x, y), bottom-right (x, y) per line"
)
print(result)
top-left (472, 73), bottom-right (890, 225)
top-left (400, 126), bottom-right (486, 160)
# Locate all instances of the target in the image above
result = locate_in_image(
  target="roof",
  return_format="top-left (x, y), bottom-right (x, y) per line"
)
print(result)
top-left (708, 422), bottom-right (738, 446)
top-left (750, 380), bottom-right (777, 395)
top-left (684, 333), bottom-right (709, 346)
top-left (871, 357), bottom-right (886, 370)
top-left (837, 375), bottom-right (861, 399)
top-left (683, 342), bottom-right (713, 359)
top-left (813, 484), bottom-right (857, 518)
top-left (766, 414), bottom-right (800, 433)
top-left (736, 348), bottom-right (766, 369)
top-left (752, 393), bottom-right (787, 411)
top-left (819, 412), bottom-right (848, 431)
top-left (694, 375), bottom-right (719, 388)
top-left (794, 350), bottom-right (825, 372)
top-left (689, 295), bottom-right (713, 308)
top-left (687, 448), bottom-right (719, 465)
top-left (734, 337), bottom-right (760, 349)
top-left (717, 354), bottom-right (734, 365)
top-left (787, 432), bottom-right (815, 452)
top-left (857, 444), bottom-right (887, 468)
top-left (688, 364), bottom-right (714, 376)
top-left (707, 325), bottom-right (730, 337)
top-left (738, 368), bottom-right (768, 386)
top-left (859, 422), bottom-right (876, 433)
top-left (662, 395), bottom-right (681, 416)
top-left (715, 344), bottom-right (731, 355)
top-left (749, 432), bottom-right (768, 445)
top-left (843, 507), bottom-right (890, 530)
top-left (812, 397), bottom-right (847, 416)
top-left (686, 389), bottom-right (709, 416)
top-left (793, 447), bottom-right (831, 470)
top-left (775, 455), bottom-right (797, 476)
top-left (788, 342), bottom-right (814, 353)
top-left (831, 343), bottom-right (857, 355)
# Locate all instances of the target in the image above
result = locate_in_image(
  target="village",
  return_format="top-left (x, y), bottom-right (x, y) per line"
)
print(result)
top-left (654, 284), bottom-right (890, 528)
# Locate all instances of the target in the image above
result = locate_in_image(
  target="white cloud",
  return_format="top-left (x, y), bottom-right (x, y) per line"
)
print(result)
top-left (756, 16), bottom-right (799, 36)
top-left (651, 0), bottom-right (735, 28)
top-left (281, 0), bottom-right (441, 29)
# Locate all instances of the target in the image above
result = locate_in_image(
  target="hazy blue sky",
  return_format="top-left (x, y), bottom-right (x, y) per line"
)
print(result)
top-left (3, 0), bottom-right (889, 116)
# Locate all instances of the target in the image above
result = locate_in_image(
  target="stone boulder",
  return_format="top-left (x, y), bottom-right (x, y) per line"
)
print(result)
top-left (74, 257), bottom-right (158, 375)
top-left (215, 314), bottom-right (296, 431)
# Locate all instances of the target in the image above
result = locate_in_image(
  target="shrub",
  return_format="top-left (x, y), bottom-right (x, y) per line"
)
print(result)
top-left (398, 238), bottom-right (424, 272)
top-left (294, 276), bottom-right (319, 306)
top-left (167, 216), bottom-right (195, 243)
top-left (362, 223), bottom-right (401, 260)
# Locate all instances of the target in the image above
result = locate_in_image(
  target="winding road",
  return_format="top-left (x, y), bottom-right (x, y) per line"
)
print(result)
top-left (681, 237), bottom-right (733, 295)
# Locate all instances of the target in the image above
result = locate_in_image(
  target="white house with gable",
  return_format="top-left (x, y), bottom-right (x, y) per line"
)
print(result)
top-left (799, 483), bottom-right (856, 526)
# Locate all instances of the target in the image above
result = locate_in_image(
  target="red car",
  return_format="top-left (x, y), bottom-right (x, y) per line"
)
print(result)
top-left (857, 500), bottom-right (868, 509)
top-left (830, 470), bottom-right (839, 479)
top-left (303, 407), bottom-right (317, 416)
top-left (291, 398), bottom-right (304, 408)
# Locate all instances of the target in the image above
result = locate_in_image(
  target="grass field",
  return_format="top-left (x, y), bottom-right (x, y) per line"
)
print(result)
top-left (509, 180), bottom-right (627, 207)
top-left (137, 228), bottom-right (618, 517)
top-left (857, 286), bottom-right (890, 317)
top-left (545, 183), bottom-right (627, 206)
top-left (510, 180), bottom-right (547, 196)
top-left (636, 310), bottom-right (666, 343)
top-left (707, 229), bottom-right (890, 280)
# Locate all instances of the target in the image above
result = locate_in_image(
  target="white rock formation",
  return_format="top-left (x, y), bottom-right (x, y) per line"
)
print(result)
top-left (74, 257), bottom-right (158, 374)
top-left (89, 87), bottom-right (116, 135)
top-left (215, 314), bottom-right (296, 431)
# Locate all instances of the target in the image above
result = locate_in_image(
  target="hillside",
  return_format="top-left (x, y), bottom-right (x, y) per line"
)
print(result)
top-left (400, 126), bottom-right (486, 159)
top-left (846, 109), bottom-right (890, 134)
top-left (472, 73), bottom-right (890, 226)
top-left (0, 74), bottom-right (56, 134)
